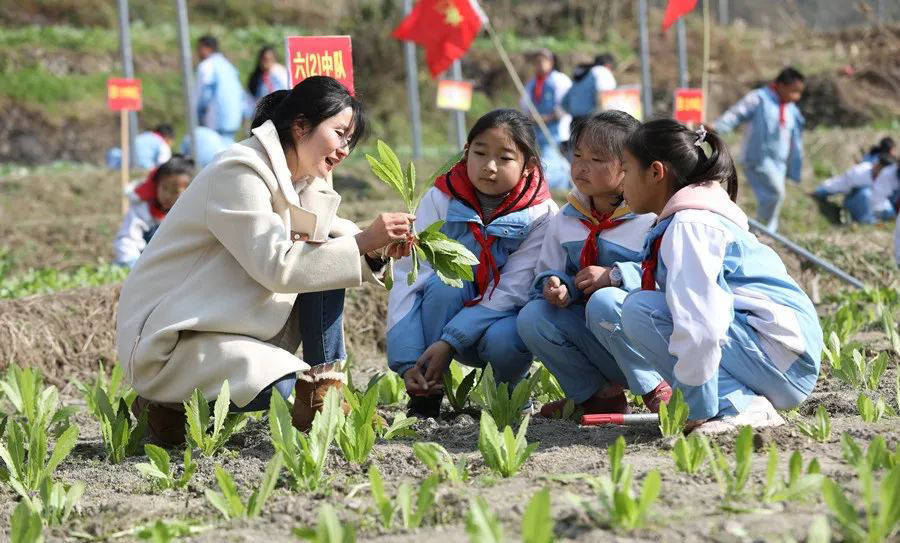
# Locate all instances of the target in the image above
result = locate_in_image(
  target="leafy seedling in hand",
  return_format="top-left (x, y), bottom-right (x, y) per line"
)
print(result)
top-left (294, 504), bottom-right (357, 543)
top-left (761, 445), bottom-right (823, 504)
top-left (413, 441), bottom-right (468, 483)
top-left (521, 488), bottom-right (554, 543)
top-left (0, 417), bottom-right (79, 495)
top-left (478, 412), bottom-right (538, 478)
top-left (672, 433), bottom-right (709, 475)
top-left (466, 496), bottom-right (504, 543)
top-left (444, 362), bottom-right (479, 414)
top-left (658, 388), bottom-right (689, 437)
top-left (135, 444), bottom-right (197, 490)
top-left (184, 380), bottom-right (248, 457)
top-left (368, 465), bottom-right (438, 530)
top-left (204, 454), bottom-right (282, 520)
top-left (791, 404), bottom-right (832, 442)
top-left (365, 141), bottom-right (477, 288)
top-left (474, 366), bottom-right (539, 430)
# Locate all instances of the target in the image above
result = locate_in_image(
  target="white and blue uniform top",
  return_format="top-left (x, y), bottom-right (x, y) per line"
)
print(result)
top-left (196, 52), bottom-right (244, 135)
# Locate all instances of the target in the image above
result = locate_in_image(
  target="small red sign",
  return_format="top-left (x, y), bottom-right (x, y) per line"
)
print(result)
top-left (286, 36), bottom-right (354, 94)
top-left (107, 78), bottom-right (142, 111)
top-left (674, 88), bottom-right (704, 124)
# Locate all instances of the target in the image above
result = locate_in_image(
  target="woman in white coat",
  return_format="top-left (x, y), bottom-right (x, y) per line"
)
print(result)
top-left (117, 77), bottom-right (414, 445)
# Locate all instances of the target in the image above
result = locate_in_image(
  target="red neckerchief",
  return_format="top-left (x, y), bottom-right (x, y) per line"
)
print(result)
top-left (640, 235), bottom-right (664, 290)
top-left (578, 208), bottom-right (626, 270)
top-left (133, 168), bottom-right (167, 220)
top-left (769, 84), bottom-right (787, 128)
top-left (533, 73), bottom-right (548, 104)
top-left (435, 160), bottom-right (550, 305)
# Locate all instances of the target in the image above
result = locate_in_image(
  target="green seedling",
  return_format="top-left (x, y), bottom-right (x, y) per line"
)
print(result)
top-left (22, 477), bottom-right (84, 526)
top-left (379, 412), bottom-right (418, 440)
top-left (204, 455), bottom-right (282, 521)
top-left (365, 372), bottom-right (407, 406)
top-left (822, 463), bottom-right (900, 543)
top-left (93, 385), bottom-right (148, 464)
top-left (444, 361), bottom-right (479, 413)
top-left (857, 393), bottom-right (892, 423)
top-left (10, 500), bottom-right (43, 543)
top-left (368, 465), bottom-right (438, 530)
top-left (596, 470), bottom-right (662, 531)
top-left (135, 520), bottom-right (210, 542)
top-left (761, 446), bottom-right (823, 504)
top-left (607, 436), bottom-right (631, 488)
top-left (522, 488), bottom-right (554, 543)
top-left (337, 385), bottom-right (378, 463)
top-left (792, 404), bottom-right (832, 442)
top-left (478, 412), bottom-right (538, 478)
top-left (0, 365), bottom-right (74, 437)
top-left (135, 444), bottom-right (197, 490)
top-left (294, 504), bottom-right (357, 543)
top-left (365, 141), bottom-right (477, 289)
top-left (532, 364), bottom-right (566, 404)
top-left (841, 434), bottom-right (899, 472)
top-left (658, 388), bottom-right (689, 437)
top-left (184, 381), bottom-right (248, 457)
top-left (0, 418), bottom-right (78, 495)
top-left (474, 366), bottom-right (539, 430)
top-left (268, 388), bottom-right (343, 491)
top-left (672, 433), bottom-right (709, 475)
top-left (412, 441), bottom-right (468, 483)
top-left (465, 496), bottom-right (504, 543)
top-left (75, 362), bottom-right (136, 420)
top-left (879, 303), bottom-right (900, 356)
top-left (822, 303), bottom-right (864, 346)
top-left (705, 425), bottom-right (754, 502)
top-left (832, 348), bottom-right (889, 391)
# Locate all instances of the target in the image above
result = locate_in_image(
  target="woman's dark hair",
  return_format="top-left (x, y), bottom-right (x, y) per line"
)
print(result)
top-left (869, 136), bottom-right (896, 156)
top-left (264, 76), bottom-right (366, 152)
top-left (626, 119), bottom-right (738, 201)
top-left (461, 109), bottom-right (544, 215)
top-left (247, 45), bottom-right (276, 95)
top-left (250, 89), bottom-right (290, 131)
top-left (152, 154), bottom-right (195, 183)
top-left (775, 67), bottom-right (805, 85)
top-left (570, 110), bottom-right (640, 162)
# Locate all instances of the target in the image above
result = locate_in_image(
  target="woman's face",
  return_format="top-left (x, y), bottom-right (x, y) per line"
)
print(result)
top-left (621, 149), bottom-right (662, 215)
top-left (571, 141), bottom-right (624, 199)
top-left (260, 50), bottom-right (276, 72)
top-left (466, 126), bottom-right (529, 196)
top-left (291, 107), bottom-right (354, 180)
top-left (157, 173), bottom-right (191, 210)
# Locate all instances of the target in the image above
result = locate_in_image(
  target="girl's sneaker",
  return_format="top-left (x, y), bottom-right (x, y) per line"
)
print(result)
top-left (693, 396), bottom-right (786, 435)
top-left (407, 393), bottom-right (443, 419)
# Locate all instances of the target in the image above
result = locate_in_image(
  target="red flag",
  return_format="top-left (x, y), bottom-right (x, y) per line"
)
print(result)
top-left (392, 0), bottom-right (483, 77)
top-left (661, 0), bottom-right (698, 31)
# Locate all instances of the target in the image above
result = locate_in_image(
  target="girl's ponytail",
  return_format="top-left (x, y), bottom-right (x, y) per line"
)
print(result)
top-left (687, 126), bottom-right (738, 201)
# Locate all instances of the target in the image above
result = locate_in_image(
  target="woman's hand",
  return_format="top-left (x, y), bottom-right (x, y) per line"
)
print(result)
top-left (543, 276), bottom-right (570, 308)
top-left (356, 212), bottom-right (415, 255)
top-left (575, 266), bottom-right (612, 297)
top-left (417, 340), bottom-right (454, 388)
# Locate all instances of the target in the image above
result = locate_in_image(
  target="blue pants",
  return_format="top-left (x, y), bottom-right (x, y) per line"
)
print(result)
top-left (419, 276), bottom-right (532, 385)
top-left (745, 161), bottom-right (787, 231)
top-left (517, 298), bottom-right (631, 403)
top-left (232, 289), bottom-right (347, 412)
top-left (620, 290), bottom-right (816, 420)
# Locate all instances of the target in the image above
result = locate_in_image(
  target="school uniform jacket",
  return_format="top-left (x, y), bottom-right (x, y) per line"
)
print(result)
top-left (531, 189), bottom-right (655, 302)
top-left (113, 196), bottom-right (161, 268)
top-left (641, 183), bottom-right (823, 419)
top-left (386, 181), bottom-right (558, 376)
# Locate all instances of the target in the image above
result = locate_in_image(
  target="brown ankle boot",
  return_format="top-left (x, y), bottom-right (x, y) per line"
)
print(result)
top-left (291, 375), bottom-right (352, 432)
top-left (131, 396), bottom-right (187, 447)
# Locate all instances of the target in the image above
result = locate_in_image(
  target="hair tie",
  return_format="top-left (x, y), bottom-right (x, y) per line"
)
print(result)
top-left (694, 125), bottom-right (708, 147)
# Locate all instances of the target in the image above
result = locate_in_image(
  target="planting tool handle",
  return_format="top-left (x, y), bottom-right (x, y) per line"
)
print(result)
top-left (581, 413), bottom-right (660, 426)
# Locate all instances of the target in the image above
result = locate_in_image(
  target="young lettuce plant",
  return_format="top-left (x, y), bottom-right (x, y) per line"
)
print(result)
top-left (378, 412), bottom-right (418, 441)
top-left (337, 385), bottom-right (378, 463)
top-left (9, 501), bottom-right (43, 543)
top-left (0, 365), bottom-right (74, 438)
top-left (294, 504), bottom-right (357, 543)
top-left (857, 393), bottom-right (892, 423)
top-left (24, 478), bottom-right (85, 526)
top-left (412, 442), bottom-right (468, 483)
top-left (75, 362), bottom-right (136, 419)
top-left (704, 425), bottom-right (754, 503)
top-left (822, 463), bottom-right (900, 543)
top-left (268, 388), bottom-right (343, 491)
top-left (368, 465), bottom-right (438, 530)
top-left (94, 386), bottom-right (148, 464)
top-left (761, 445), bottom-right (823, 504)
top-left (465, 496), bottom-right (504, 543)
top-left (532, 364), bottom-right (566, 404)
top-left (204, 455), bottom-right (282, 521)
top-left (478, 412), bottom-right (538, 478)
top-left (135, 444), bottom-right (197, 490)
top-left (658, 388), bottom-right (689, 437)
top-left (184, 380), bottom-right (248, 457)
top-left (521, 488), bottom-right (554, 543)
top-left (474, 366), bottom-right (539, 430)
top-left (0, 417), bottom-right (79, 495)
top-left (671, 433), bottom-right (710, 475)
top-left (791, 405), bottom-right (832, 442)
top-left (841, 434), bottom-right (898, 472)
top-left (443, 361), bottom-right (479, 414)
top-left (365, 372), bottom-right (407, 406)
top-left (365, 141), bottom-right (477, 289)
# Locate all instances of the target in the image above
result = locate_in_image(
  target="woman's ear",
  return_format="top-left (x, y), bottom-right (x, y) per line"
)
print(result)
top-left (291, 119), bottom-right (309, 143)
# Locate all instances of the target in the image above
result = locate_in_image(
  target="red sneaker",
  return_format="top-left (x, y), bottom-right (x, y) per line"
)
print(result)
top-left (642, 381), bottom-right (673, 414)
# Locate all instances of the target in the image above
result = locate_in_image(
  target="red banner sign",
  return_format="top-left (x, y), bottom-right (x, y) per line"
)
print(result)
top-left (674, 88), bottom-right (704, 124)
top-left (286, 36), bottom-right (354, 94)
top-left (107, 78), bottom-right (142, 111)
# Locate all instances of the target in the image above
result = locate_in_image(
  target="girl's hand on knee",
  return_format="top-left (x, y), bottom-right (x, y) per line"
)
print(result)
top-left (419, 340), bottom-right (454, 387)
top-left (575, 266), bottom-right (611, 297)
top-left (543, 276), bottom-right (570, 308)
top-left (403, 366), bottom-right (429, 396)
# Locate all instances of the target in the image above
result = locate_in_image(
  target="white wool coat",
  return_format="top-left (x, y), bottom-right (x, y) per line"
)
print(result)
top-left (116, 120), bottom-right (380, 407)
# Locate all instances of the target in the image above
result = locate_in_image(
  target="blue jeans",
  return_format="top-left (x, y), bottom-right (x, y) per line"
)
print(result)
top-left (745, 161), bottom-right (787, 231)
top-left (517, 299), bottom-right (629, 403)
top-left (843, 186), bottom-right (878, 224)
top-left (231, 289), bottom-right (347, 412)
top-left (420, 277), bottom-right (532, 385)
top-left (620, 290), bottom-right (815, 420)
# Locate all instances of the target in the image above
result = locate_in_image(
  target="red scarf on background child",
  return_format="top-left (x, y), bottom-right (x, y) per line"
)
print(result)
top-left (133, 169), bottom-right (167, 220)
top-left (769, 83), bottom-right (787, 128)
top-left (435, 161), bottom-right (550, 305)
top-left (532, 73), bottom-right (548, 103)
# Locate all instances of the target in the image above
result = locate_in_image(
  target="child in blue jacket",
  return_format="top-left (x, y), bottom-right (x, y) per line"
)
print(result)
top-left (517, 111), bottom-right (669, 417)
top-left (387, 109), bottom-right (558, 418)
top-left (617, 120), bottom-right (823, 434)
top-left (715, 67), bottom-right (806, 232)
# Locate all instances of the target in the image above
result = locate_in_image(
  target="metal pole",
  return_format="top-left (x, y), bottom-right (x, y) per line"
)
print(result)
top-left (403, 0), bottom-right (423, 159)
top-left (701, 0), bottom-right (711, 122)
top-left (116, 0), bottom-right (137, 166)
top-left (637, 0), bottom-right (652, 118)
top-left (175, 0), bottom-right (199, 157)
top-left (748, 218), bottom-right (866, 290)
top-left (676, 18), bottom-right (688, 88)
top-left (718, 0), bottom-right (729, 26)
top-left (450, 60), bottom-right (466, 150)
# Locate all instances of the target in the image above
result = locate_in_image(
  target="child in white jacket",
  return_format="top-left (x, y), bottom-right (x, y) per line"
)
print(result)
top-left (113, 155), bottom-right (194, 268)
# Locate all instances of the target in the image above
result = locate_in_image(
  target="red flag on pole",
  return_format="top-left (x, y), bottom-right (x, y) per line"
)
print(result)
top-left (662, 0), bottom-right (698, 31)
top-left (392, 0), bottom-right (484, 77)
